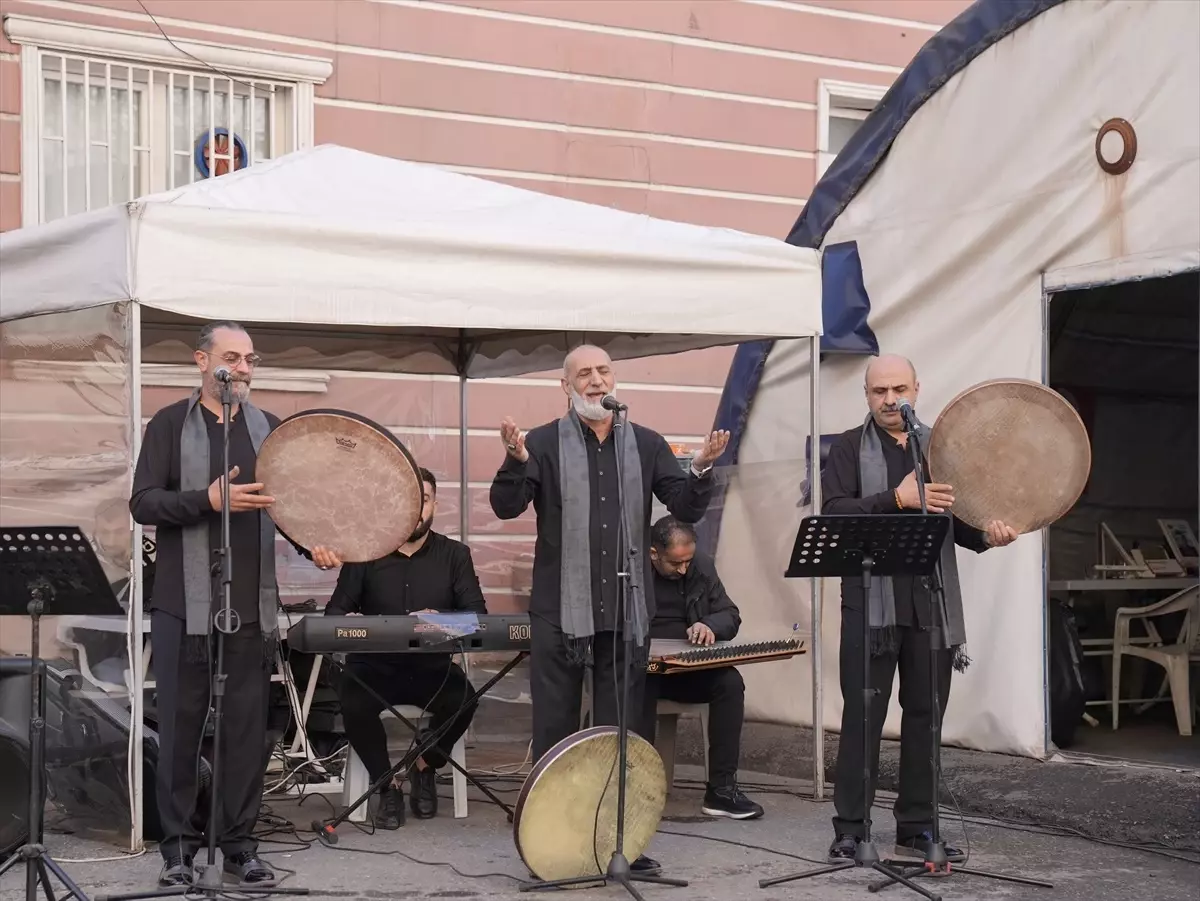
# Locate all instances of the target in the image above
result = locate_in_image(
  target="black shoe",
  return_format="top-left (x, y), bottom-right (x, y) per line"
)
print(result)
top-left (222, 851), bottom-right (277, 886)
top-left (828, 834), bottom-right (860, 862)
top-left (157, 854), bottom-right (193, 887)
top-left (409, 764), bottom-right (438, 819)
top-left (375, 784), bottom-right (405, 829)
top-left (631, 855), bottom-right (662, 876)
top-left (894, 832), bottom-right (965, 863)
top-left (701, 784), bottom-right (764, 820)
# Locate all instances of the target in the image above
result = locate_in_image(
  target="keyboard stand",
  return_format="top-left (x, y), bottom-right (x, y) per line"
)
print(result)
top-left (313, 650), bottom-right (528, 840)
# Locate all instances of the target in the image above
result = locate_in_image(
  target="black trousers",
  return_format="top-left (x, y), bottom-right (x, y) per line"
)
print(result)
top-left (150, 610), bottom-right (271, 861)
top-left (832, 604), bottom-right (952, 842)
top-left (640, 667), bottom-right (745, 788)
top-left (337, 654), bottom-right (475, 787)
top-left (529, 617), bottom-right (647, 763)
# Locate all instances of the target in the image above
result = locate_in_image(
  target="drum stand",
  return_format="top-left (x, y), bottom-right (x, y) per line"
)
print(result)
top-left (522, 406), bottom-right (688, 901)
top-left (866, 425), bottom-right (1052, 895)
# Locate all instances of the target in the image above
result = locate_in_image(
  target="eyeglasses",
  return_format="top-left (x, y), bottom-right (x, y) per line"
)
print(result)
top-left (202, 351), bottom-right (263, 367)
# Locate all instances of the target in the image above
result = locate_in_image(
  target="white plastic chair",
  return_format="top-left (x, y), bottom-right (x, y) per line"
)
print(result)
top-left (341, 706), bottom-right (468, 821)
top-left (1111, 585), bottom-right (1200, 736)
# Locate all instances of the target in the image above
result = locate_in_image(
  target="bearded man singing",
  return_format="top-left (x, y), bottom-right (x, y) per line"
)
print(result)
top-left (489, 343), bottom-right (729, 877)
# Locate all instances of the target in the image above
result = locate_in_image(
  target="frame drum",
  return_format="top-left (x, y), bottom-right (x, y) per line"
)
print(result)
top-left (257, 409), bottom-right (423, 562)
top-left (928, 379), bottom-right (1091, 534)
top-left (513, 726), bottom-right (666, 884)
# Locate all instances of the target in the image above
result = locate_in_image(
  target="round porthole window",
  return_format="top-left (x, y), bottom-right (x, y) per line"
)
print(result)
top-left (1095, 118), bottom-right (1136, 175)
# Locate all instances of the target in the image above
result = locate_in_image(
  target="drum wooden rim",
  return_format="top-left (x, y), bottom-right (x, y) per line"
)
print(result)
top-left (928, 378), bottom-right (1091, 534)
top-left (513, 726), bottom-right (666, 882)
top-left (257, 408), bottom-right (423, 562)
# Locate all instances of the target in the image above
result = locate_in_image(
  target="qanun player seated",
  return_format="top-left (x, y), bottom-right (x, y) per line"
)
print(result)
top-left (639, 515), bottom-right (764, 820)
top-left (320, 468), bottom-right (487, 828)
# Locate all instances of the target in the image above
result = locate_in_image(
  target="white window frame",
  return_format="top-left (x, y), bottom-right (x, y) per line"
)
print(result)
top-left (5, 14), bottom-right (332, 226)
top-left (817, 79), bottom-right (889, 179)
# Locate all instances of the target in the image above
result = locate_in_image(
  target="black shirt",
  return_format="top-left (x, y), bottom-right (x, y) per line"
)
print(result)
top-left (130, 398), bottom-right (283, 625)
top-left (489, 418), bottom-right (714, 631)
top-left (821, 420), bottom-right (988, 627)
top-left (649, 552), bottom-right (741, 642)
top-left (324, 530), bottom-right (487, 667)
top-left (323, 531), bottom-right (487, 618)
top-left (651, 573), bottom-right (690, 640)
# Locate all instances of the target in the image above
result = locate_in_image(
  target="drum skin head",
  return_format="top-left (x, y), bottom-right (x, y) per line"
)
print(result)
top-left (514, 726), bottom-right (666, 883)
top-left (928, 379), bottom-right (1091, 534)
top-left (257, 409), bottom-right (422, 562)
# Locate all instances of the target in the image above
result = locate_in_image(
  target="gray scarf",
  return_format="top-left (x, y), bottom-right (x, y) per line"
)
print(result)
top-left (858, 413), bottom-right (970, 672)
top-left (180, 388), bottom-right (278, 650)
top-left (558, 407), bottom-right (648, 664)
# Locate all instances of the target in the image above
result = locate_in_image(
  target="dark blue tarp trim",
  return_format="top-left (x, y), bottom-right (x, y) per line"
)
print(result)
top-left (820, 241), bottom-right (878, 354)
top-left (703, 0), bottom-right (1066, 555)
top-left (789, 0), bottom-right (1065, 251)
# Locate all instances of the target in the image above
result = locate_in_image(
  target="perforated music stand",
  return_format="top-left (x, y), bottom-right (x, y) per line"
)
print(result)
top-left (0, 526), bottom-right (125, 901)
top-left (760, 514), bottom-right (949, 901)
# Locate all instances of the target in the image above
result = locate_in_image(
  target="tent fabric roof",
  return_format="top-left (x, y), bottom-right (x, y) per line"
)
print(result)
top-left (0, 145), bottom-right (821, 378)
top-left (788, 0), bottom-right (1064, 251)
top-left (712, 0), bottom-right (1065, 464)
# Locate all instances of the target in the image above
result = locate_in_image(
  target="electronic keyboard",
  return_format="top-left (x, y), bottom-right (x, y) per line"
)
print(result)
top-left (286, 613), bottom-right (532, 655)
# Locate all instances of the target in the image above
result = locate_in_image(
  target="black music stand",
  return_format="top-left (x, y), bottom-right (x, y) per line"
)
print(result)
top-left (759, 514), bottom-right (948, 901)
top-left (866, 425), bottom-right (1053, 895)
top-left (521, 406), bottom-right (688, 901)
top-left (0, 526), bottom-right (126, 901)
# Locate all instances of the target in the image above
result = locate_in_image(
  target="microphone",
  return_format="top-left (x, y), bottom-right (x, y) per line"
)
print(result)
top-left (601, 394), bottom-right (627, 413)
top-left (213, 366), bottom-right (234, 384)
top-left (897, 397), bottom-right (917, 429)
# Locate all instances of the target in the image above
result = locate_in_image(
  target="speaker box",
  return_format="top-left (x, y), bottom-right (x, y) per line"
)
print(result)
top-left (0, 656), bottom-right (210, 852)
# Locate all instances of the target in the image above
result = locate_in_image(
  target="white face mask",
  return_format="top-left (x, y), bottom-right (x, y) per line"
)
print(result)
top-left (569, 385), bottom-right (609, 421)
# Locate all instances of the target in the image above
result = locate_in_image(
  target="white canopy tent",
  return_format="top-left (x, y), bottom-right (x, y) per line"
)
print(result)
top-left (711, 0), bottom-right (1199, 763)
top-left (0, 145), bottom-right (824, 848)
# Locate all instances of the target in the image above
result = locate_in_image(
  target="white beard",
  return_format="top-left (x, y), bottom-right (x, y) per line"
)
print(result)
top-left (206, 378), bottom-right (251, 404)
top-left (569, 387), bottom-right (608, 421)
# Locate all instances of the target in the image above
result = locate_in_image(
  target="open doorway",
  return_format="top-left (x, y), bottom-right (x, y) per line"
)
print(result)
top-left (1045, 270), bottom-right (1199, 767)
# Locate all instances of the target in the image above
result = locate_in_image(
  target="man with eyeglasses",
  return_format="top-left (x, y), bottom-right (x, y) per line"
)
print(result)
top-left (130, 320), bottom-right (321, 889)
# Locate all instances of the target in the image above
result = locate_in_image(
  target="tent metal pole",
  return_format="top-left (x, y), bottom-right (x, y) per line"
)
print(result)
top-left (459, 375), bottom-right (469, 545)
top-left (129, 299), bottom-right (145, 851)
top-left (809, 336), bottom-right (824, 799)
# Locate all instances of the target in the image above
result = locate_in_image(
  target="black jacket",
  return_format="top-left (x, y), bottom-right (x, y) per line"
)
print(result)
top-left (490, 418), bottom-right (714, 626)
top-left (652, 551), bottom-right (741, 641)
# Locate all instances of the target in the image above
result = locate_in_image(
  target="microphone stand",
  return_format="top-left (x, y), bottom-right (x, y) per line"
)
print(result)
top-left (100, 378), bottom-right (308, 901)
top-left (872, 408), bottom-right (1052, 893)
top-left (523, 404), bottom-right (687, 900)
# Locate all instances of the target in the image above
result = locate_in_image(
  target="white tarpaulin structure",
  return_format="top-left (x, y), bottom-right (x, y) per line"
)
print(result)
top-left (709, 0), bottom-right (1199, 763)
top-left (0, 144), bottom-right (824, 847)
top-left (0, 144), bottom-right (818, 375)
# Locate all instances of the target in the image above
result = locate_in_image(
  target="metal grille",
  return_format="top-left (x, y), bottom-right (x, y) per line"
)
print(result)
top-left (38, 50), bottom-right (295, 223)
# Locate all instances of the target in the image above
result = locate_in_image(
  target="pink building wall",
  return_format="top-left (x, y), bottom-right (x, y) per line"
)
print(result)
top-left (0, 0), bottom-right (970, 615)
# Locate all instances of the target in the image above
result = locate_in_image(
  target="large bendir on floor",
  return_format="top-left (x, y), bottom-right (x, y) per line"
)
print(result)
top-left (708, 0), bottom-right (1200, 759)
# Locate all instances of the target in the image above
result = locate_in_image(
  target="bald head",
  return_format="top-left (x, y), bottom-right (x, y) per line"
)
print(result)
top-left (562, 344), bottom-right (616, 422)
top-left (864, 354), bottom-right (919, 434)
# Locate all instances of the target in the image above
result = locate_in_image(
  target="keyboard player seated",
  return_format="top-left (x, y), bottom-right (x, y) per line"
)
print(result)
top-left (312, 468), bottom-right (487, 828)
top-left (638, 515), bottom-right (764, 820)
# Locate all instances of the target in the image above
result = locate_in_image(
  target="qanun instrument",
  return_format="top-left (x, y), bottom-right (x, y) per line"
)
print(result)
top-left (928, 378), bottom-right (1091, 534)
top-left (286, 613), bottom-right (531, 655)
top-left (646, 637), bottom-right (805, 675)
top-left (513, 726), bottom-right (665, 883)
top-left (256, 409), bottom-right (423, 563)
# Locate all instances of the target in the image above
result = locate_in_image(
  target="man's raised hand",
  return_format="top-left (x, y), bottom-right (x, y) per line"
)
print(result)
top-left (207, 465), bottom-right (275, 512)
top-left (500, 417), bottom-right (529, 463)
